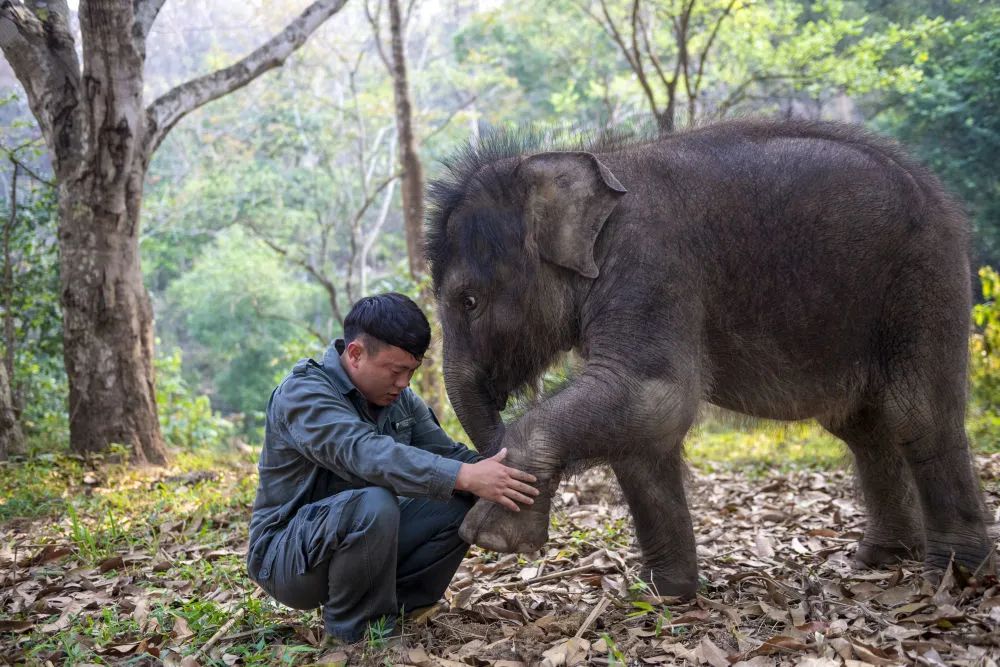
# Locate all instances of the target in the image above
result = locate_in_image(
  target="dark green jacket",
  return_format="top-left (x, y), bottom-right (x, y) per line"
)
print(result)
top-left (247, 339), bottom-right (482, 571)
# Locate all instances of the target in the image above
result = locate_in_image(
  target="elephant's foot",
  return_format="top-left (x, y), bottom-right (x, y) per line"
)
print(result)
top-left (645, 568), bottom-right (699, 599)
top-left (459, 495), bottom-right (552, 553)
top-left (854, 536), bottom-right (924, 568)
top-left (924, 534), bottom-right (994, 574)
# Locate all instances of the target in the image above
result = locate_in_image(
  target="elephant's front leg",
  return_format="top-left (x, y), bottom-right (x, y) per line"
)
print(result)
top-left (458, 369), bottom-right (699, 559)
top-left (612, 450), bottom-right (699, 597)
top-left (458, 412), bottom-right (563, 553)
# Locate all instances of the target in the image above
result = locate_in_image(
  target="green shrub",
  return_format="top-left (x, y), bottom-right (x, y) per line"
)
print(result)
top-left (155, 348), bottom-right (234, 450)
top-left (970, 266), bottom-right (1000, 451)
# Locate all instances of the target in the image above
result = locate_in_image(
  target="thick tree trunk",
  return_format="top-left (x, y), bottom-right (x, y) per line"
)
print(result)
top-left (2, 0), bottom-right (348, 464)
top-left (59, 168), bottom-right (167, 464)
top-left (49, 1), bottom-right (168, 464)
top-left (0, 358), bottom-right (25, 461)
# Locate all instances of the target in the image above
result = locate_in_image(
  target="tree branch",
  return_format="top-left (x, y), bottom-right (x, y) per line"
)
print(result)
top-left (591, 0), bottom-right (659, 119)
top-left (143, 0), bottom-right (349, 161)
top-left (364, 0), bottom-right (390, 70)
top-left (248, 298), bottom-right (328, 346)
top-left (636, 4), bottom-right (674, 98)
top-left (0, 1), bottom-right (81, 159)
top-left (693, 0), bottom-right (738, 97)
top-left (245, 223), bottom-right (345, 326)
top-left (132, 0), bottom-right (166, 43)
top-left (423, 93), bottom-right (479, 143)
top-left (5, 155), bottom-right (53, 187)
top-left (714, 72), bottom-right (812, 118)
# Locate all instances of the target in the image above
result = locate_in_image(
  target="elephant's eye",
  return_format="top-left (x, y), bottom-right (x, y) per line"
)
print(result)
top-left (463, 295), bottom-right (478, 311)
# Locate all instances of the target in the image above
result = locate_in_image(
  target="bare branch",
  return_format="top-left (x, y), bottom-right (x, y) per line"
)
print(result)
top-left (5, 155), bottom-right (53, 187)
top-left (132, 0), bottom-right (167, 43)
top-left (360, 162), bottom-right (396, 296)
top-left (635, 4), bottom-right (675, 97)
top-left (0, 1), bottom-right (81, 156)
top-left (245, 223), bottom-right (345, 326)
top-left (692, 0), bottom-right (739, 96)
top-left (364, 0), bottom-right (390, 69)
top-left (714, 72), bottom-right (811, 118)
top-left (248, 297), bottom-right (328, 346)
top-left (143, 0), bottom-right (349, 161)
top-left (353, 170), bottom-right (402, 229)
top-left (422, 93), bottom-right (479, 143)
top-left (676, 0), bottom-right (696, 119)
top-left (595, 0), bottom-right (660, 121)
top-left (403, 0), bottom-right (418, 29)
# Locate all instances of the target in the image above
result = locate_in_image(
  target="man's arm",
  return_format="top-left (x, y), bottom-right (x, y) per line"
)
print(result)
top-left (277, 373), bottom-right (461, 500)
top-left (406, 392), bottom-right (483, 465)
top-left (404, 393), bottom-right (539, 510)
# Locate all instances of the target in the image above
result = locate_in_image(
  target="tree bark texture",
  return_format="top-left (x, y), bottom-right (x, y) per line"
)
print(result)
top-left (387, 0), bottom-right (426, 279)
top-left (382, 0), bottom-right (447, 415)
top-left (0, 349), bottom-right (25, 460)
top-left (0, 0), bottom-right (348, 463)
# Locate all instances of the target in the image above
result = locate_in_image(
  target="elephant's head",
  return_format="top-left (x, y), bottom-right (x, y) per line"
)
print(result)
top-left (426, 149), bottom-right (627, 455)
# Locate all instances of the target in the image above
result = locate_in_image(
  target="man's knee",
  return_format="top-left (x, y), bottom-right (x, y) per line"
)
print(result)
top-left (349, 486), bottom-right (401, 536)
top-left (446, 493), bottom-right (476, 525)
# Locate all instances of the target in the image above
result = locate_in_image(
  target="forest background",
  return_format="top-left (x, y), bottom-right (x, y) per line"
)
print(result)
top-left (1, 0), bottom-right (1000, 664)
top-left (1, 0), bottom-right (999, 465)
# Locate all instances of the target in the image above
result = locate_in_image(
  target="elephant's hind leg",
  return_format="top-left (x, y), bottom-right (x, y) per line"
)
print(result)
top-left (823, 408), bottom-right (925, 567)
top-left (611, 447), bottom-right (699, 598)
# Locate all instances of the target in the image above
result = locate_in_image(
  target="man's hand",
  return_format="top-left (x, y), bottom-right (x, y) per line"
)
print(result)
top-left (455, 448), bottom-right (540, 512)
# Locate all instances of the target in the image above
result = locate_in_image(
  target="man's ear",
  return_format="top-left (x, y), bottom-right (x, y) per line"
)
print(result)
top-left (516, 151), bottom-right (627, 278)
top-left (346, 339), bottom-right (364, 366)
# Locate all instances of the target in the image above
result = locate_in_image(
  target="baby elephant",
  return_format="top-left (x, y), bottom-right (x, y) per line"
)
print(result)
top-left (425, 119), bottom-right (993, 596)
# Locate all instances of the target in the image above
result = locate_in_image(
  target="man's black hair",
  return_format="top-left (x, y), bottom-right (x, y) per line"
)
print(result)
top-left (343, 293), bottom-right (431, 359)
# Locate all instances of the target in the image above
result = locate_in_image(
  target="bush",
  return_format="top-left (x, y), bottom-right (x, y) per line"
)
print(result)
top-left (155, 348), bottom-right (234, 450)
top-left (969, 266), bottom-right (1000, 451)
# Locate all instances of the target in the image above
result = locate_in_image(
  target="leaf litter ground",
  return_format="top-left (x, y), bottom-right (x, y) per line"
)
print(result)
top-left (2, 451), bottom-right (999, 666)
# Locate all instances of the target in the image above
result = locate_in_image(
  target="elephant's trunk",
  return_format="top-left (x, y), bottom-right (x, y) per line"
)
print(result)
top-left (443, 354), bottom-right (506, 456)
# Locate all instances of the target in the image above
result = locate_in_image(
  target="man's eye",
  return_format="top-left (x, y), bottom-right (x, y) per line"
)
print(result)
top-left (463, 295), bottom-right (477, 311)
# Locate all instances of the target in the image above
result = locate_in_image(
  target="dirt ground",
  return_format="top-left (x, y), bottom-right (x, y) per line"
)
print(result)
top-left (2, 454), bottom-right (1000, 666)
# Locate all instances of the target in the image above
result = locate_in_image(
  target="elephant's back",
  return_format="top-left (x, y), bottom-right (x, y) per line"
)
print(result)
top-left (590, 121), bottom-right (971, 421)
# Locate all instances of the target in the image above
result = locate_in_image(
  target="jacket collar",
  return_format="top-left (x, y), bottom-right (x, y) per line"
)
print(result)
top-left (322, 339), bottom-right (357, 395)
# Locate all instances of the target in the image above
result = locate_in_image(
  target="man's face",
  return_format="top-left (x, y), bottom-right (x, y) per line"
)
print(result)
top-left (343, 338), bottom-right (421, 407)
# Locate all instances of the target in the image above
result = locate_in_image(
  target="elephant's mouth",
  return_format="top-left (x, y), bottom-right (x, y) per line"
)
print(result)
top-left (485, 375), bottom-right (510, 411)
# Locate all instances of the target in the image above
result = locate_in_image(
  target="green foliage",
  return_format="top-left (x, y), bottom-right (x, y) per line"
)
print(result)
top-left (156, 347), bottom-right (235, 450)
top-left (686, 417), bottom-right (847, 474)
top-left (453, 0), bottom-right (621, 125)
top-left (600, 632), bottom-right (627, 666)
top-left (162, 227), bottom-right (322, 426)
top-left (0, 136), bottom-right (67, 452)
top-left (0, 453), bottom-right (82, 521)
top-left (876, 6), bottom-right (1000, 263)
top-left (969, 266), bottom-right (1000, 450)
top-left (454, 0), bottom-right (941, 128)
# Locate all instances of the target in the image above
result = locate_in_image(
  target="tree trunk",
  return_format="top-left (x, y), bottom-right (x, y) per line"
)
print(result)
top-left (384, 0), bottom-right (447, 416)
top-left (59, 168), bottom-right (168, 464)
top-left (51, 1), bottom-right (168, 464)
top-left (387, 0), bottom-right (426, 279)
top-left (0, 358), bottom-right (25, 461)
top-left (1, 0), bottom-right (349, 464)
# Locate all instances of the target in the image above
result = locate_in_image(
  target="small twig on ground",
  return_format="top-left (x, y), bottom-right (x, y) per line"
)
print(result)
top-left (574, 596), bottom-right (610, 638)
top-left (197, 608), bottom-right (246, 658)
top-left (514, 595), bottom-right (533, 622)
top-left (510, 565), bottom-right (600, 590)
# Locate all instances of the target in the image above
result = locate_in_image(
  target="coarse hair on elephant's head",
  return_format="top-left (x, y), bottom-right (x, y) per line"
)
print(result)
top-left (425, 132), bottom-right (627, 454)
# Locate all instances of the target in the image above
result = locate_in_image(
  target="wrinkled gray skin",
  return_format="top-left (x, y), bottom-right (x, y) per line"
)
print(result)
top-left (425, 120), bottom-right (993, 597)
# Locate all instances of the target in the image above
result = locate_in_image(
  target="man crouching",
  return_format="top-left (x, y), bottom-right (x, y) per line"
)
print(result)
top-left (247, 292), bottom-right (538, 641)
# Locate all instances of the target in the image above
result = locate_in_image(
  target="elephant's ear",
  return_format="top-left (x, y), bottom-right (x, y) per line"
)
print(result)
top-left (517, 151), bottom-right (627, 279)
